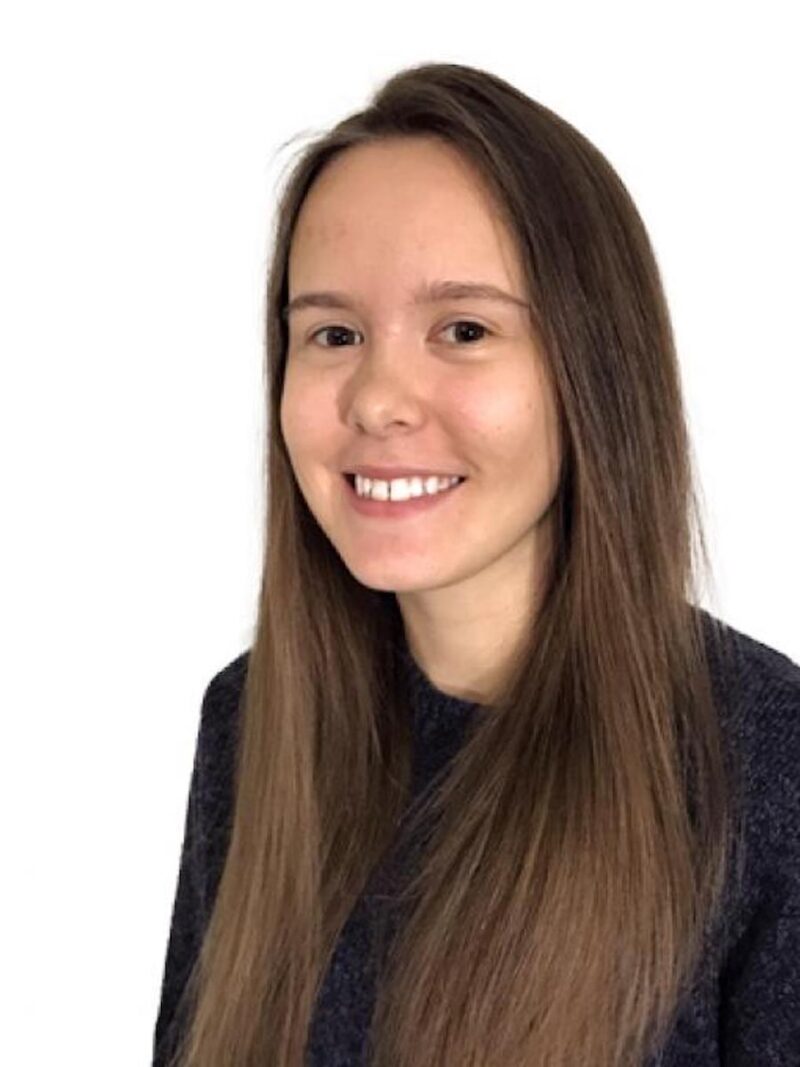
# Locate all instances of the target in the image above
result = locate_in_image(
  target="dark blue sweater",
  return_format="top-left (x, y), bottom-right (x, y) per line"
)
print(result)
top-left (152, 612), bottom-right (800, 1064)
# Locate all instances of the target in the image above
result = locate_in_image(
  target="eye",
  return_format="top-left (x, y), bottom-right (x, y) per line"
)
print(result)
top-left (308, 320), bottom-right (492, 348)
top-left (310, 325), bottom-right (361, 347)
top-left (440, 320), bottom-right (491, 344)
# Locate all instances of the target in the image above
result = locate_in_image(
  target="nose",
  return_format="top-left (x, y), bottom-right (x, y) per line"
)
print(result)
top-left (342, 336), bottom-right (425, 434)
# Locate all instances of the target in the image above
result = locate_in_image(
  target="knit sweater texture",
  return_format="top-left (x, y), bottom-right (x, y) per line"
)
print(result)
top-left (152, 610), bottom-right (800, 1065)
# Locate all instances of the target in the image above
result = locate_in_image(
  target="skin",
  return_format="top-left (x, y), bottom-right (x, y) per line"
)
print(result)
top-left (280, 136), bottom-right (563, 704)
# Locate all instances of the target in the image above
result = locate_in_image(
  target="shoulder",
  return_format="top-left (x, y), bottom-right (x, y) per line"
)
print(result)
top-left (696, 609), bottom-right (800, 911)
top-left (696, 607), bottom-right (800, 758)
top-left (199, 649), bottom-right (250, 730)
top-left (191, 648), bottom-right (251, 797)
top-left (685, 615), bottom-right (800, 1060)
top-left (205, 648), bottom-right (251, 704)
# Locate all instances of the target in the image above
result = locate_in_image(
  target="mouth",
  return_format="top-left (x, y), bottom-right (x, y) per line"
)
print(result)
top-left (340, 471), bottom-right (468, 514)
top-left (342, 472), bottom-right (467, 491)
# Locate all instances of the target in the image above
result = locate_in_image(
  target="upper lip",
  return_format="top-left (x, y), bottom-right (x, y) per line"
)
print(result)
top-left (344, 465), bottom-right (466, 479)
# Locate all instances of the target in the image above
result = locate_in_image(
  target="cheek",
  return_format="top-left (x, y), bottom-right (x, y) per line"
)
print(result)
top-left (280, 385), bottom-right (299, 433)
top-left (278, 392), bottom-right (300, 467)
top-left (280, 372), bottom-right (324, 459)
top-left (452, 372), bottom-right (562, 493)
top-left (451, 378), bottom-right (540, 454)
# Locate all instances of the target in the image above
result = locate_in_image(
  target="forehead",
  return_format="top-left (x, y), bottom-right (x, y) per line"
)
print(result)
top-left (288, 138), bottom-right (525, 294)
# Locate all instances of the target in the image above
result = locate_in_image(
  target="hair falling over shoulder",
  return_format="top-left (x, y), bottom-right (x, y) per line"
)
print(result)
top-left (165, 62), bottom-right (744, 1067)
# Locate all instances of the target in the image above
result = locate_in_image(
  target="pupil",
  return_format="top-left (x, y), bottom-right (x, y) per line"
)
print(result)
top-left (328, 326), bottom-right (351, 346)
top-left (457, 322), bottom-right (482, 342)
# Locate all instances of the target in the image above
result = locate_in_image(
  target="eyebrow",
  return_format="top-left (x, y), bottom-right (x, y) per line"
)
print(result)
top-left (282, 279), bottom-right (530, 319)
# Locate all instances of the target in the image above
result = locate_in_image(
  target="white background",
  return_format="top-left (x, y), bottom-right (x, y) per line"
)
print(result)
top-left (1, 1), bottom-right (797, 1063)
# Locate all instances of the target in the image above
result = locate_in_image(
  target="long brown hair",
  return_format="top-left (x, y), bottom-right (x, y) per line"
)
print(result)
top-left (168, 61), bottom-right (745, 1066)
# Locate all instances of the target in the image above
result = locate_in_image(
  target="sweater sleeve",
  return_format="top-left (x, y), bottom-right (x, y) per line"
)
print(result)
top-left (151, 655), bottom-right (245, 1066)
top-left (717, 649), bottom-right (800, 1064)
top-left (151, 700), bottom-right (208, 1067)
top-left (719, 872), bottom-right (800, 1062)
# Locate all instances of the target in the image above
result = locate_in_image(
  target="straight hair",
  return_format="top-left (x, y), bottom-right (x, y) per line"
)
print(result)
top-left (166, 61), bottom-right (744, 1066)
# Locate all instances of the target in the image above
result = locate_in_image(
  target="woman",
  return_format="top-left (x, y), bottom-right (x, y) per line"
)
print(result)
top-left (152, 62), bottom-right (800, 1066)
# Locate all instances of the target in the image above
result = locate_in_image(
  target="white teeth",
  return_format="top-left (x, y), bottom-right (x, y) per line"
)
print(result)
top-left (354, 474), bottom-right (462, 501)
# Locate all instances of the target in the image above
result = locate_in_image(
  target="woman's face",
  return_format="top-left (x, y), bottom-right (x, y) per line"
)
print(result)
top-left (280, 136), bottom-right (562, 615)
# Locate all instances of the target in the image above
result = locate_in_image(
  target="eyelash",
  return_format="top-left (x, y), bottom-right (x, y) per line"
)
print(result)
top-left (308, 320), bottom-right (492, 348)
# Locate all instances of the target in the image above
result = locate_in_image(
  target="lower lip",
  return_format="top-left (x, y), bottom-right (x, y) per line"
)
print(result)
top-left (342, 475), bottom-right (466, 518)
